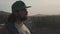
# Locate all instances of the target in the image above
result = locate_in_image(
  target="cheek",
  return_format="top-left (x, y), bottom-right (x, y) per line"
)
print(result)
top-left (26, 11), bottom-right (28, 15)
top-left (23, 11), bottom-right (28, 15)
top-left (19, 11), bottom-right (28, 15)
top-left (14, 13), bottom-right (19, 16)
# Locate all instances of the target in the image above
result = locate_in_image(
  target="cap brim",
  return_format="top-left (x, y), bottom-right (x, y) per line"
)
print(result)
top-left (26, 6), bottom-right (31, 8)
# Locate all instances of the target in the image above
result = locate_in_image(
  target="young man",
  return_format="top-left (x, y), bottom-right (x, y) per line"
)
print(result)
top-left (6, 1), bottom-right (31, 34)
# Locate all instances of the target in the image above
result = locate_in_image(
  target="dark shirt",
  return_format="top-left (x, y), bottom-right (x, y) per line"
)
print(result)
top-left (6, 21), bottom-right (20, 34)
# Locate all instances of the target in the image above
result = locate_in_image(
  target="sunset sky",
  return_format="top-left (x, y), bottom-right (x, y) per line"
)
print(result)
top-left (0, 0), bottom-right (60, 16)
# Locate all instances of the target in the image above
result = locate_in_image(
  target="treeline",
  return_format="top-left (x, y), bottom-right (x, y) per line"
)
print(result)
top-left (31, 15), bottom-right (60, 28)
top-left (0, 11), bottom-right (10, 24)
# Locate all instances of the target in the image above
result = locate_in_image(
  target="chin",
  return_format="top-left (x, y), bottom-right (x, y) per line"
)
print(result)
top-left (21, 17), bottom-right (27, 21)
top-left (18, 17), bottom-right (27, 21)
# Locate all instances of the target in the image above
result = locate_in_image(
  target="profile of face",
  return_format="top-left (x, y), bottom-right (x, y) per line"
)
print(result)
top-left (14, 8), bottom-right (28, 21)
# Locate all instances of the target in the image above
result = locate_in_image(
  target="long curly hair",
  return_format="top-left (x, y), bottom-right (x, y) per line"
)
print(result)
top-left (7, 13), bottom-right (17, 23)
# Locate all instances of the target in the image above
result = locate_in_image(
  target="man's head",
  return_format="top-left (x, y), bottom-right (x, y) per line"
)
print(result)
top-left (15, 8), bottom-right (28, 21)
top-left (11, 1), bottom-right (31, 21)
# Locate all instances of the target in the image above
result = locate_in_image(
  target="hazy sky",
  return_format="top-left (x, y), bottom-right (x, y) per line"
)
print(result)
top-left (0, 0), bottom-right (60, 16)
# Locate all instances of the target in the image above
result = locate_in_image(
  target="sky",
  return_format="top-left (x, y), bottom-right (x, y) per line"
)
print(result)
top-left (0, 0), bottom-right (60, 16)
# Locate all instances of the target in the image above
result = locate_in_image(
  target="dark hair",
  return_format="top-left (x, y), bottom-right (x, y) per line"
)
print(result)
top-left (7, 13), bottom-right (16, 23)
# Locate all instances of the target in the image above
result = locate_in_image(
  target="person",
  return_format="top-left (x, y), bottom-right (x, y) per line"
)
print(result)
top-left (5, 1), bottom-right (31, 34)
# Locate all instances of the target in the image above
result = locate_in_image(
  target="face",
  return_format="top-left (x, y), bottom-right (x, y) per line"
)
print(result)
top-left (14, 8), bottom-right (28, 21)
